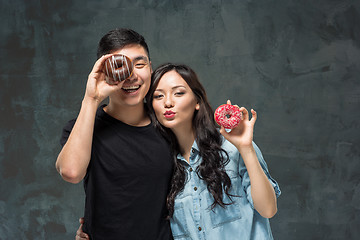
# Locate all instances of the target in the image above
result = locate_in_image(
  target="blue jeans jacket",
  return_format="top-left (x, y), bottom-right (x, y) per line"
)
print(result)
top-left (170, 139), bottom-right (281, 240)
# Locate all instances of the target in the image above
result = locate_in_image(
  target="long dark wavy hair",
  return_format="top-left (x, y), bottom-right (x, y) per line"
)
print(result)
top-left (145, 63), bottom-right (233, 218)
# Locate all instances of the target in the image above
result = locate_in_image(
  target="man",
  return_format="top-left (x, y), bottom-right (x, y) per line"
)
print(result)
top-left (56, 28), bottom-right (174, 240)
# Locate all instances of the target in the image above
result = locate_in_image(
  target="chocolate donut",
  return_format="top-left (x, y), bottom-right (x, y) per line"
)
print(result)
top-left (214, 104), bottom-right (242, 129)
top-left (104, 54), bottom-right (134, 84)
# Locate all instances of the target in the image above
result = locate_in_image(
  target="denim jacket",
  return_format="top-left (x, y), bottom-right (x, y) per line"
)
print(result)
top-left (170, 139), bottom-right (281, 240)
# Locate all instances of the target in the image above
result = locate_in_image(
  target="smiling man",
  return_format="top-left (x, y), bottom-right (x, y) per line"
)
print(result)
top-left (55, 29), bottom-right (174, 240)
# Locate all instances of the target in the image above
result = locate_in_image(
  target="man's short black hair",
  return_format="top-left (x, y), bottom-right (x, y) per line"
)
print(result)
top-left (97, 28), bottom-right (150, 60)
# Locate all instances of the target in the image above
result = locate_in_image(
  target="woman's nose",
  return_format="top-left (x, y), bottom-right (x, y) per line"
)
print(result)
top-left (164, 96), bottom-right (173, 108)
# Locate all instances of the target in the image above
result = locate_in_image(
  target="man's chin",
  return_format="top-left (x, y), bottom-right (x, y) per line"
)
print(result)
top-left (122, 97), bottom-right (145, 107)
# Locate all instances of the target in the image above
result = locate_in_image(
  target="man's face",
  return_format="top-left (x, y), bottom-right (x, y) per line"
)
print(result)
top-left (108, 44), bottom-right (152, 107)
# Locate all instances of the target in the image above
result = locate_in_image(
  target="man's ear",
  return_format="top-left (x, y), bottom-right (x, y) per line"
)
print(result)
top-left (150, 61), bottom-right (153, 74)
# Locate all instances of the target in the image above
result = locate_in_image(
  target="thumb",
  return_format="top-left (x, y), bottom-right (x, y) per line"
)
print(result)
top-left (219, 126), bottom-right (228, 137)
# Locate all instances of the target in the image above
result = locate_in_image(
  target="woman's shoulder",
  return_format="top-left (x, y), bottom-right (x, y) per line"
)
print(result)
top-left (220, 136), bottom-right (238, 152)
top-left (220, 136), bottom-right (265, 163)
top-left (219, 136), bottom-right (241, 164)
top-left (220, 134), bottom-right (262, 154)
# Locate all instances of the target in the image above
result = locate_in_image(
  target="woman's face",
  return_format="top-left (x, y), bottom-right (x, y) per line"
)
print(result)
top-left (152, 70), bottom-right (199, 131)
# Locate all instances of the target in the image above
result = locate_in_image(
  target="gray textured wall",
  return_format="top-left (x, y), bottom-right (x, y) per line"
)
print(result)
top-left (1, 0), bottom-right (359, 239)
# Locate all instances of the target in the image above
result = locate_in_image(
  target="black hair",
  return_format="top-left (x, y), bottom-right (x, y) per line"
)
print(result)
top-left (97, 28), bottom-right (150, 59)
top-left (146, 63), bottom-right (233, 218)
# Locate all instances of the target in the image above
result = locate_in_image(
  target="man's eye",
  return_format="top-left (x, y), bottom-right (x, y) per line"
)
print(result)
top-left (135, 63), bottom-right (146, 68)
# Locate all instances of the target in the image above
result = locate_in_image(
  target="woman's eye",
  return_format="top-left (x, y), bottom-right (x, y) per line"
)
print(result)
top-left (175, 92), bottom-right (185, 96)
top-left (153, 94), bottom-right (163, 99)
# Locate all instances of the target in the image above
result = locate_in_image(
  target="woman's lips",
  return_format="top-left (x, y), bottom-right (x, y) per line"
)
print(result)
top-left (164, 111), bottom-right (176, 119)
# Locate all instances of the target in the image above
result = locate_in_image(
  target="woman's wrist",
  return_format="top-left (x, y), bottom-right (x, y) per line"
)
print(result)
top-left (237, 144), bottom-right (256, 158)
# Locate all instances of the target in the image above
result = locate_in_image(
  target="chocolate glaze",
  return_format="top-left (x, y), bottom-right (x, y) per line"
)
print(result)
top-left (104, 54), bottom-right (134, 84)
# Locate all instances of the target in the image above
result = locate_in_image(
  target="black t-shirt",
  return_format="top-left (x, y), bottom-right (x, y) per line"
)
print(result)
top-left (60, 105), bottom-right (174, 240)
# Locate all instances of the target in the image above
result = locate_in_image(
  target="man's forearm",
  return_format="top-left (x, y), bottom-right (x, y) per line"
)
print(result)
top-left (56, 97), bottom-right (100, 183)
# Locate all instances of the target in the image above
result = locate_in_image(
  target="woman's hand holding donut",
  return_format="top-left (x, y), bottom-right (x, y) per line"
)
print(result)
top-left (221, 101), bottom-right (277, 218)
top-left (84, 54), bottom-right (125, 104)
top-left (219, 100), bottom-right (257, 151)
top-left (219, 101), bottom-right (277, 218)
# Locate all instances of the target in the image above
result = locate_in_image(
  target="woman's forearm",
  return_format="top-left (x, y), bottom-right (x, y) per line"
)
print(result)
top-left (238, 145), bottom-right (277, 218)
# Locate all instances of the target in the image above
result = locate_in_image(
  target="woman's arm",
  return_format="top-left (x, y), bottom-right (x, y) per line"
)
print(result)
top-left (75, 218), bottom-right (90, 240)
top-left (237, 143), bottom-right (277, 218)
top-left (219, 101), bottom-right (277, 218)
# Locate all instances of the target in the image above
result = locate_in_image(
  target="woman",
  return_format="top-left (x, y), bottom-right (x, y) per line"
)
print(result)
top-left (147, 63), bottom-right (280, 240)
top-left (77, 63), bottom-right (280, 239)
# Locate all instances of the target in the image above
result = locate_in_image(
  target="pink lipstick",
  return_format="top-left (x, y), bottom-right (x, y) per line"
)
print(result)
top-left (164, 111), bottom-right (176, 119)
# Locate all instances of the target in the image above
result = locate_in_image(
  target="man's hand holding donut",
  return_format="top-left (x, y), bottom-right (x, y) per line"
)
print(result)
top-left (84, 54), bottom-right (125, 105)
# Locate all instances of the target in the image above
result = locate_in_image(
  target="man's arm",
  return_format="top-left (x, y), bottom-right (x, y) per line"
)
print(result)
top-left (56, 54), bottom-right (123, 183)
top-left (56, 98), bottom-right (98, 183)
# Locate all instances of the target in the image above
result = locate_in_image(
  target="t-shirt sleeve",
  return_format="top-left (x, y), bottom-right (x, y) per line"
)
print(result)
top-left (238, 141), bottom-right (281, 208)
top-left (60, 119), bottom-right (76, 147)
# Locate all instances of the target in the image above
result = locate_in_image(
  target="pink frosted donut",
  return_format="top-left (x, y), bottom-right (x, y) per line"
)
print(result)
top-left (214, 104), bottom-right (242, 129)
top-left (104, 54), bottom-right (134, 84)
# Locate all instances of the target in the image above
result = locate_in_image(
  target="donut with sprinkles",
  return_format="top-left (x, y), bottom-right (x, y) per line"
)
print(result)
top-left (214, 104), bottom-right (242, 129)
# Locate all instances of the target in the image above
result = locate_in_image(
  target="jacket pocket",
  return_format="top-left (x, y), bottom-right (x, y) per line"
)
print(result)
top-left (205, 174), bottom-right (244, 228)
top-left (207, 196), bottom-right (243, 228)
top-left (170, 203), bottom-right (191, 239)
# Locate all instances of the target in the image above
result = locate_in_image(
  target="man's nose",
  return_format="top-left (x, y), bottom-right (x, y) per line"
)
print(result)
top-left (126, 71), bottom-right (137, 82)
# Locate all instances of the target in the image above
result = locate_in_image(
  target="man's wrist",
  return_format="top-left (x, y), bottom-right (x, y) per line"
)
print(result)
top-left (82, 96), bottom-right (101, 107)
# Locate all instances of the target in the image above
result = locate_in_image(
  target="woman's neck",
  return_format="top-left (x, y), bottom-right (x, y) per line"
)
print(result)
top-left (172, 126), bottom-right (196, 163)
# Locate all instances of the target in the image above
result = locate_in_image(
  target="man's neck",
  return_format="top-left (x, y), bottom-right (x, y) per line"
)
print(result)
top-left (104, 101), bottom-right (150, 127)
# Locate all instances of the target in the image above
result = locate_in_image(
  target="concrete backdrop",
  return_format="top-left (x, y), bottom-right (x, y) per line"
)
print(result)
top-left (0, 0), bottom-right (359, 239)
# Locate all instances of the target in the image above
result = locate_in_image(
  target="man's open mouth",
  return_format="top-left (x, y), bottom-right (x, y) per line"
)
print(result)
top-left (122, 85), bottom-right (140, 93)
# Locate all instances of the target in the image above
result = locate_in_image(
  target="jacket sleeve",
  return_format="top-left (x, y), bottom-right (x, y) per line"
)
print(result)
top-left (238, 141), bottom-right (281, 209)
